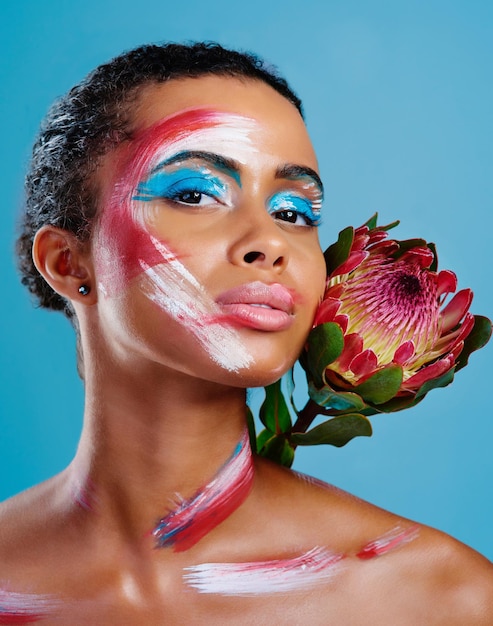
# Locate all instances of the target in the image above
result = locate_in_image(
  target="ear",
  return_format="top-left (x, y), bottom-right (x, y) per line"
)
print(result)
top-left (32, 226), bottom-right (97, 305)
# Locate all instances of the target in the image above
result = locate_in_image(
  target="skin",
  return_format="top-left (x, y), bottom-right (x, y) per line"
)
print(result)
top-left (1, 76), bottom-right (492, 625)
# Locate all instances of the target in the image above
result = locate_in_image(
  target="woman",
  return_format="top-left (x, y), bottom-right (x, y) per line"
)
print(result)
top-left (2, 42), bottom-right (492, 624)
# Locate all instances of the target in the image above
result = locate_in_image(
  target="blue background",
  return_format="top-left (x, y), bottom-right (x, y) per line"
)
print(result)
top-left (1, 1), bottom-right (492, 560)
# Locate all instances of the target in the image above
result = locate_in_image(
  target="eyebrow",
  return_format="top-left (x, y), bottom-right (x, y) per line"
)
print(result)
top-left (275, 164), bottom-right (324, 198)
top-left (151, 150), bottom-right (324, 197)
top-left (151, 150), bottom-right (241, 180)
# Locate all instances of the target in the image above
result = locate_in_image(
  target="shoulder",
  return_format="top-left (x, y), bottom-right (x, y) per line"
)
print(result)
top-left (250, 459), bottom-right (493, 623)
top-left (409, 528), bottom-right (493, 624)
top-left (0, 473), bottom-right (72, 576)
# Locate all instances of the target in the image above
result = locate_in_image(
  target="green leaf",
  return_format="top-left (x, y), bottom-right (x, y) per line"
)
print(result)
top-left (259, 434), bottom-right (295, 467)
top-left (256, 427), bottom-right (275, 451)
top-left (455, 315), bottom-right (493, 372)
top-left (415, 367), bottom-right (455, 399)
top-left (364, 213), bottom-right (378, 229)
top-left (285, 368), bottom-right (298, 413)
top-left (259, 380), bottom-right (292, 434)
top-left (246, 406), bottom-right (257, 452)
top-left (324, 226), bottom-right (354, 275)
top-left (428, 242), bottom-right (438, 272)
top-left (353, 365), bottom-right (403, 404)
top-left (291, 414), bottom-right (372, 447)
top-left (308, 382), bottom-right (366, 412)
top-left (304, 323), bottom-right (344, 388)
top-left (378, 219), bottom-right (400, 233)
top-left (364, 213), bottom-right (400, 233)
top-left (372, 394), bottom-right (423, 413)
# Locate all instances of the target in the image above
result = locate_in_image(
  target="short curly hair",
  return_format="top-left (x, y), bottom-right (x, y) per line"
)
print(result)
top-left (17, 41), bottom-right (303, 320)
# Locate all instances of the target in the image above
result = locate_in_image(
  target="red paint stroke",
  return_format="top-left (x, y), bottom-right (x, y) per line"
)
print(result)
top-left (151, 429), bottom-right (254, 552)
top-left (96, 109), bottom-right (227, 295)
top-left (0, 612), bottom-right (43, 624)
top-left (356, 524), bottom-right (420, 560)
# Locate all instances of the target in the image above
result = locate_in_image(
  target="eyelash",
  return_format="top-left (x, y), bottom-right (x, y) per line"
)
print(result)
top-left (134, 171), bottom-right (227, 206)
top-left (268, 192), bottom-right (322, 228)
top-left (167, 177), bottom-right (226, 206)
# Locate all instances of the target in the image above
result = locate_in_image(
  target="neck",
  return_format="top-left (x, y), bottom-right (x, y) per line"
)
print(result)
top-left (68, 357), bottom-right (253, 550)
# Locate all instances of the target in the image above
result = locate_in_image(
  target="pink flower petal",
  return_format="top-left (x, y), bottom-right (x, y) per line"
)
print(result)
top-left (349, 349), bottom-right (378, 377)
top-left (334, 314), bottom-right (349, 333)
top-left (368, 240), bottom-right (399, 254)
top-left (354, 225), bottom-right (369, 237)
top-left (393, 340), bottom-right (415, 364)
top-left (352, 233), bottom-right (370, 251)
top-left (400, 247), bottom-right (434, 269)
top-left (325, 283), bottom-right (344, 299)
top-left (402, 354), bottom-right (455, 391)
top-left (314, 297), bottom-right (341, 326)
top-left (337, 333), bottom-right (364, 372)
top-left (367, 230), bottom-right (389, 246)
top-left (440, 289), bottom-right (473, 333)
top-left (438, 313), bottom-right (475, 355)
top-left (437, 269), bottom-right (457, 297)
top-left (332, 250), bottom-right (369, 277)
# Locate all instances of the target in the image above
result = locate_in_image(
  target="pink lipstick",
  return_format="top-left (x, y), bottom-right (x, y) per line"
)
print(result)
top-left (216, 282), bottom-right (295, 331)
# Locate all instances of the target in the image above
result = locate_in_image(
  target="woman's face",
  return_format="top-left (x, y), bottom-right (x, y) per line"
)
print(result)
top-left (92, 76), bottom-right (326, 387)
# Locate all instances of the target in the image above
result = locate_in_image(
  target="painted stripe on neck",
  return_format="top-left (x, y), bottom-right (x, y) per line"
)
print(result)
top-left (152, 429), bottom-right (254, 552)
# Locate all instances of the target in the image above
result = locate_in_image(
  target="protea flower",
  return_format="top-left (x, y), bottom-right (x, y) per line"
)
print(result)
top-left (251, 215), bottom-right (491, 466)
top-left (301, 215), bottom-right (491, 413)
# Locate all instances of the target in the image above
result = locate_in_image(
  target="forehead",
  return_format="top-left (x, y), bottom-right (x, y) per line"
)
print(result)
top-left (128, 75), bottom-right (318, 168)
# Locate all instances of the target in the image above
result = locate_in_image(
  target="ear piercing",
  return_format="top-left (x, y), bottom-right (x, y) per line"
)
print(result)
top-left (78, 284), bottom-right (91, 296)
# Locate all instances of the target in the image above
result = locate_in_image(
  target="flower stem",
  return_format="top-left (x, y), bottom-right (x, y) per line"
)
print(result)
top-left (291, 399), bottom-right (323, 435)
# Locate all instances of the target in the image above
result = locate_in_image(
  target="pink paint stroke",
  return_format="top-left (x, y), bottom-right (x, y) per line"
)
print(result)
top-left (151, 430), bottom-right (254, 552)
top-left (96, 108), bottom-right (255, 296)
top-left (71, 475), bottom-right (97, 512)
top-left (356, 524), bottom-right (420, 560)
top-left (139, 238), bottom-right (253, 372)
top-left (0, 590), bottom-right (60, 624)
top-left (183, 547), bottom-right (344, 595)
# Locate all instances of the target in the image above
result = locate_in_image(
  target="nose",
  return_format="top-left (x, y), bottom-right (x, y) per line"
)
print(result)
top-left (228, 209), bottom-right (289, 273)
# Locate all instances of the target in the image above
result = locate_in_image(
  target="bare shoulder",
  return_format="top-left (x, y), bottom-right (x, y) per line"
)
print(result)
top-left (408, 528), bottom-right (493, 624)
top-left (251, 458), bottom-right (493, 624)
top-left (0, 472), bottom-right (72, 573)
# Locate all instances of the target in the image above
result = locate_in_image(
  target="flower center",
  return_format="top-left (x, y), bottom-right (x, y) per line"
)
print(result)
top-left (393, 272), bottom-right (422, 298)
top-left (336, 258), bottom-right (441, 364)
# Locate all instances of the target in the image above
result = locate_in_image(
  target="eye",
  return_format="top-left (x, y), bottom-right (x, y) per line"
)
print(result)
top-left (273, 209), bottom-right (313, 226)
top-left (134, 168), bottom-right (228, 208)
top-left (169, 186), bottom-right (218, 206)
top-left (268, 192), bottom-right (321, 228)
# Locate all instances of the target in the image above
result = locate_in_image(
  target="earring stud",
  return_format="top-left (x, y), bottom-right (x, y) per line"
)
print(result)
top-left (78, 284), bottom-right (91, 296)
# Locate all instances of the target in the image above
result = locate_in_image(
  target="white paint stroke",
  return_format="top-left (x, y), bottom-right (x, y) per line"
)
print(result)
top-left (183, 547), bottom-right (344, 595)
top-left (139, 237), bottom-right (253, 373)
top-left (0, 587), bottom-right (62, 618)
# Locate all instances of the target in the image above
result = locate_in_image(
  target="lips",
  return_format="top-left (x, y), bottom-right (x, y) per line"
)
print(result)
top-left (215, 282), bottom-right (295, 331)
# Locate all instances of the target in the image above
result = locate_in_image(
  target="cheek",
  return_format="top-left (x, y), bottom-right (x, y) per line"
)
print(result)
top-left (94, 201), bottom-right (186, 297)
top-left (95, 212), bottom-right (254, 374)
top-left (298, 246), bottom-right (327, 307)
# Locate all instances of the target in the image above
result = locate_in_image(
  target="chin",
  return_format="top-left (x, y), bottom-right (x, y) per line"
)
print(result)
top-left (227, 357), bottom-right (297, 389)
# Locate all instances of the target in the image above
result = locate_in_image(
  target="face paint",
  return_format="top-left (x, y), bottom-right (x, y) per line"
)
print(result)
top-left (137, 237), bottom-right (253, 371)
top-left (151, 429), bottom-right (254, 552)
top-left (95, 109), bottom-right (258, 293)
top-left (356, 524), bottom-right (420, 560)
top-left (0, 590), bottom-right (60, 624)
top-left (183, 547), bottom-right (344, 595)
top-left (95, 109), bottom-right (260, 372)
